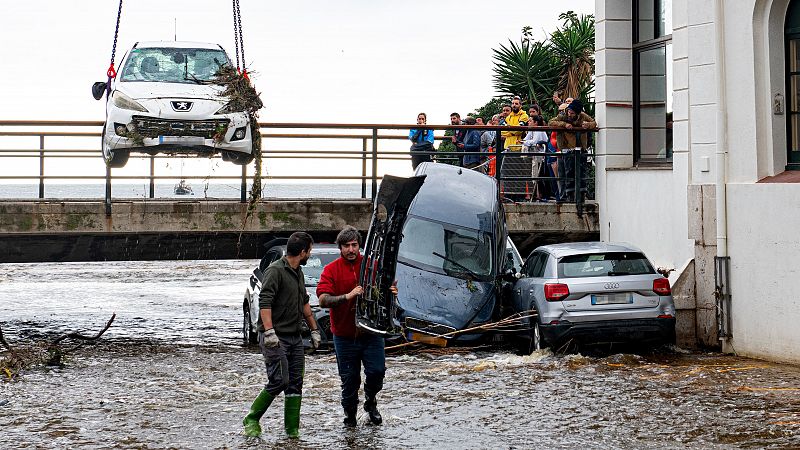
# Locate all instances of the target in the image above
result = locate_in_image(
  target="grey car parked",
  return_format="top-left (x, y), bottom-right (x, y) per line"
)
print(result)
top-left (242, 241), bottom-right (339, 348)
top-left (513, 242), bottom-right (676, 352)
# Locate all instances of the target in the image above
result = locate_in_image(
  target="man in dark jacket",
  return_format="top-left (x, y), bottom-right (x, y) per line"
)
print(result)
top-left (243, 232), bottom-right (322, 439)
top-left (459, 116), bottom-right (484, 170)
top-left (317, 226), bottom-right (397, 427)
top-left (436, 112), bottom-right (462, 165)
top-left (548, 99), bottom-right (596, 202)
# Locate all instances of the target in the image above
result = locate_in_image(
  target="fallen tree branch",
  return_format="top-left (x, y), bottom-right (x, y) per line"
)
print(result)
top-left (1, 313), bottom-right (117, 379)
top-left (385, 310), bottom-right (538, 352)
top-left (46, 314), bottom-right (117, 366)
top-left (49, 313), bottom-right (116, 347)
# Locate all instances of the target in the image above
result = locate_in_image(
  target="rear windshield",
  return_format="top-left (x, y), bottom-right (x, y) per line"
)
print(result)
top-left (557, 252), bottom-right (655, 278)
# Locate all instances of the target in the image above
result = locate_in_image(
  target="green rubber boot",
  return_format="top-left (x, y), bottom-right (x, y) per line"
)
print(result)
top-left (284, 394), bottom-right (302, 439)
top-left (243, 389), bottom-right (275, 437)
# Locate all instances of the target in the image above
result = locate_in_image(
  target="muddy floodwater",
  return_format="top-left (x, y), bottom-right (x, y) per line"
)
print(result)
top-left (1, 261), bottom-right (799, 449)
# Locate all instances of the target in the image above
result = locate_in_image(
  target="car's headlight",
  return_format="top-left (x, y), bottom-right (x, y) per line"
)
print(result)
top-left (111, 91), bottom-right (148, 112)
top-left (215, 102), bottom-right (244, 115)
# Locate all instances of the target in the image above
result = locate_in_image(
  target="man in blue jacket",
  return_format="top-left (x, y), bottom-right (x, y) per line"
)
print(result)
top-left (458, 116), bottom-right (484, 170)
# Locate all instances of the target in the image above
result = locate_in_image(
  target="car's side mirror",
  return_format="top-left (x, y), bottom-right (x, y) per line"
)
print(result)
top-left (92, 81), bottom-right (108, 100)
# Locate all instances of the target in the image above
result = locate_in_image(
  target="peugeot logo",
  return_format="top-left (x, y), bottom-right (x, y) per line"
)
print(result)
top-left (603, 282), bottom-right (619, 289)
top-left (171, 101), bottom-right (193, 112)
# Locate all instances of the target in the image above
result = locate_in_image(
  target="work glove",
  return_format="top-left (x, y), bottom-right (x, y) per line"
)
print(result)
top-left (310, 330), bottom-right (322, 350)
top-left (263, 328), bottom-right (279, 348)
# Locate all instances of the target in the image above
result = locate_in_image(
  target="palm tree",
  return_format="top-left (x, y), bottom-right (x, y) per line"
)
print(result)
top-left (488, 11), bottom-right (595, 116)
top-left (492, 39), bottom-right (559, 107)
top-left (550, 11), bottom-right (595, 101)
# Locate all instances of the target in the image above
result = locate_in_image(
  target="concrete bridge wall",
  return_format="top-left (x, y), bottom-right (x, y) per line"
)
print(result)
top-left (0, 200), bottom-right (598, 262)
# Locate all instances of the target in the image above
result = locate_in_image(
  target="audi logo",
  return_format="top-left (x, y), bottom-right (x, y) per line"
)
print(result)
top-left (603, 282), bottom-right (619, 289)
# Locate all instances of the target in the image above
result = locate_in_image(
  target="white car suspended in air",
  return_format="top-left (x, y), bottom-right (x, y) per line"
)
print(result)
top-left (93, 41), bottom-right (256, 168)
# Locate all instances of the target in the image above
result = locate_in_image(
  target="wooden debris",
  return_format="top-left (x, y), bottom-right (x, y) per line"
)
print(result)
top-left (0, 313), bottom-right (116, 381)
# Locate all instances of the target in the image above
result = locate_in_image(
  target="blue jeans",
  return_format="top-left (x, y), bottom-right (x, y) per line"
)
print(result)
top-left (332, 333), bottom-right (386, 410)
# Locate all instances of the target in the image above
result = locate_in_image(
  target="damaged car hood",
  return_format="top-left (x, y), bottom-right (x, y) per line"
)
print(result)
top-left (396, 262), bottom-right (495, 333)
top-left (118, 81), bottom-right (223, 101)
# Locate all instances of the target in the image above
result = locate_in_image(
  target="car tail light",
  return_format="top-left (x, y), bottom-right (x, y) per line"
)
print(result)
top-left (544, 283), bottom-right (569, 301)
top-left (657, 314), bottom-right (674, 319)
top-left (653, 278), bottom-right (671, 295)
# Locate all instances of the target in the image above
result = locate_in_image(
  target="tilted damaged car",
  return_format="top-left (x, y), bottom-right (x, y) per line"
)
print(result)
top-left (357, 162), bottom-right (519, 346)
top-left (93, 41), bottom-right (255, 168)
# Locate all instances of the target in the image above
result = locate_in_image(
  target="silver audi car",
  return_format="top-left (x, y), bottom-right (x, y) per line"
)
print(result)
top-left (512, 242), bottom-right (676, 352)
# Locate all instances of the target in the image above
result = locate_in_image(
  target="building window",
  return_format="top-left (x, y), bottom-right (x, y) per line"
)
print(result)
top-left (634, 0), bottom-right (673, 163)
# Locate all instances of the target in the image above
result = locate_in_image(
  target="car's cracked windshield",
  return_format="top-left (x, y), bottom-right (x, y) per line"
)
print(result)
top-left (120, 47), bottom-right (228, 83)
top-left (398, 216), bottom-right (493, 280)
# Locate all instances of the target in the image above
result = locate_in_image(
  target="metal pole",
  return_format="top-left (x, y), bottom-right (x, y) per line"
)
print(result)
top-left (104, 165), bottom-right (112, 216)
top-left (38, 135), bottom-right (45, 199)
top-left (494, 127), bottom-right (503, 205)
top-left (361, 138), bottom-right (367, 199)
top-left (149, 156), bottom-right (155, 199)
top-left (241, 163), bottom-right (247, 203)
top-left (575, 148), bottom-right (583, 216)
top-left (371, 128), bottom-right (378, 201)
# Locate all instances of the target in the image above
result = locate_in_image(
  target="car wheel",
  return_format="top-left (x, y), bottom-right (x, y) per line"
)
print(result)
top-left (224, 150), bottom-right (255, 166)
top-left (242, 302), bottom-right (258, 345)
top-left (102, 126), bottom-right (131, 168)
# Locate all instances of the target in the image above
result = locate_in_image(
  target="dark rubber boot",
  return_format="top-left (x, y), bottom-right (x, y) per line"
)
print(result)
top-left (284, 394), bottom-right (302, 439)
top-left (343, 405), bottom-right (357, 427)
top-left (243, 389), bottom-right (275, 437)
top-left (364, 396), bottom-right (382, 425)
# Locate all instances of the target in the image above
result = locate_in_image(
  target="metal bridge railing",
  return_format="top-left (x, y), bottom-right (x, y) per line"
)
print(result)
top-left (0, 121), bottom-right (595, 215)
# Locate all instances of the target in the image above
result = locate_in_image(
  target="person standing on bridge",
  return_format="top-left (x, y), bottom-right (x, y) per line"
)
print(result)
top-left (408, 112), bottom-right (435, 170)
top-left (317, 226), bottom-right (397, 427)
top-left (243, 231), bottom-right (322, 439)
top-left (548, 99), bottom-right (596, 202)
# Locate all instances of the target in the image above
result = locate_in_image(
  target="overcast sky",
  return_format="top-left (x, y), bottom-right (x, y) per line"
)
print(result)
top-left (0, 0), bottom-right (593, 181)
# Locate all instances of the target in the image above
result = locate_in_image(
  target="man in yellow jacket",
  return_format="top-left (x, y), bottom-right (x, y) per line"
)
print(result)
top-left (501, 97), bottom-right (529, 151)
top-left (499, 96), bottom-right (530, 201)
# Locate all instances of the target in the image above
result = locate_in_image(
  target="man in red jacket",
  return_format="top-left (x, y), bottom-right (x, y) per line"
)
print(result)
top-left (317, 226), bottom-right (395, 426)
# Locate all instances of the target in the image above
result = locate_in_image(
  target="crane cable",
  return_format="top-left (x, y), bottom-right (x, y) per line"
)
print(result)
top-left (232, 0), bottom-right (248, 80)
top-left (105, 0), bottom-right (124, 95)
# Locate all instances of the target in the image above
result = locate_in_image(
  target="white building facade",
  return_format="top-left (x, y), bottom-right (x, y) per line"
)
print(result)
top-left (596, 0), bottom-right (800, 363)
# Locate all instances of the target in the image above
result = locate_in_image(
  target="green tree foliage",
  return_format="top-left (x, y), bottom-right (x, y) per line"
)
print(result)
top-left (482, 11), bottom-right (595, 119)
top-left (471, 97), bottom-right (509, 122)
top-left (436, 129), bottom-right (459, 165)
top-left (550, 11), bottom-right (595, 101)
top-left (492, 40), bottom-right (559, 109)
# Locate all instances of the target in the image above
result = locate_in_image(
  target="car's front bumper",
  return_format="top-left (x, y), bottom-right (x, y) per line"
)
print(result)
top-left (104, 109), bottom-right (252, 154)
top-left (540, 317), bottom-right (676, 347)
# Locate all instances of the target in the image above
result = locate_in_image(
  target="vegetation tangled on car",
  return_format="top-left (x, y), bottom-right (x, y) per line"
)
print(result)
top-left (212, 65), bottom-right (263, 195)
top-left (212, 65), bottom-right (265, 247)
top-left (119, 123), bottom-right (145, 147)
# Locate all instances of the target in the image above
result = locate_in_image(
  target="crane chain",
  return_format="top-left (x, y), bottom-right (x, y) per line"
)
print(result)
top-left (235, 0), bottom-right (246, 70)
top-left (232, 0), bottom-right (240, 71)
top-left (106, 0), bottom-right (124, 95)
